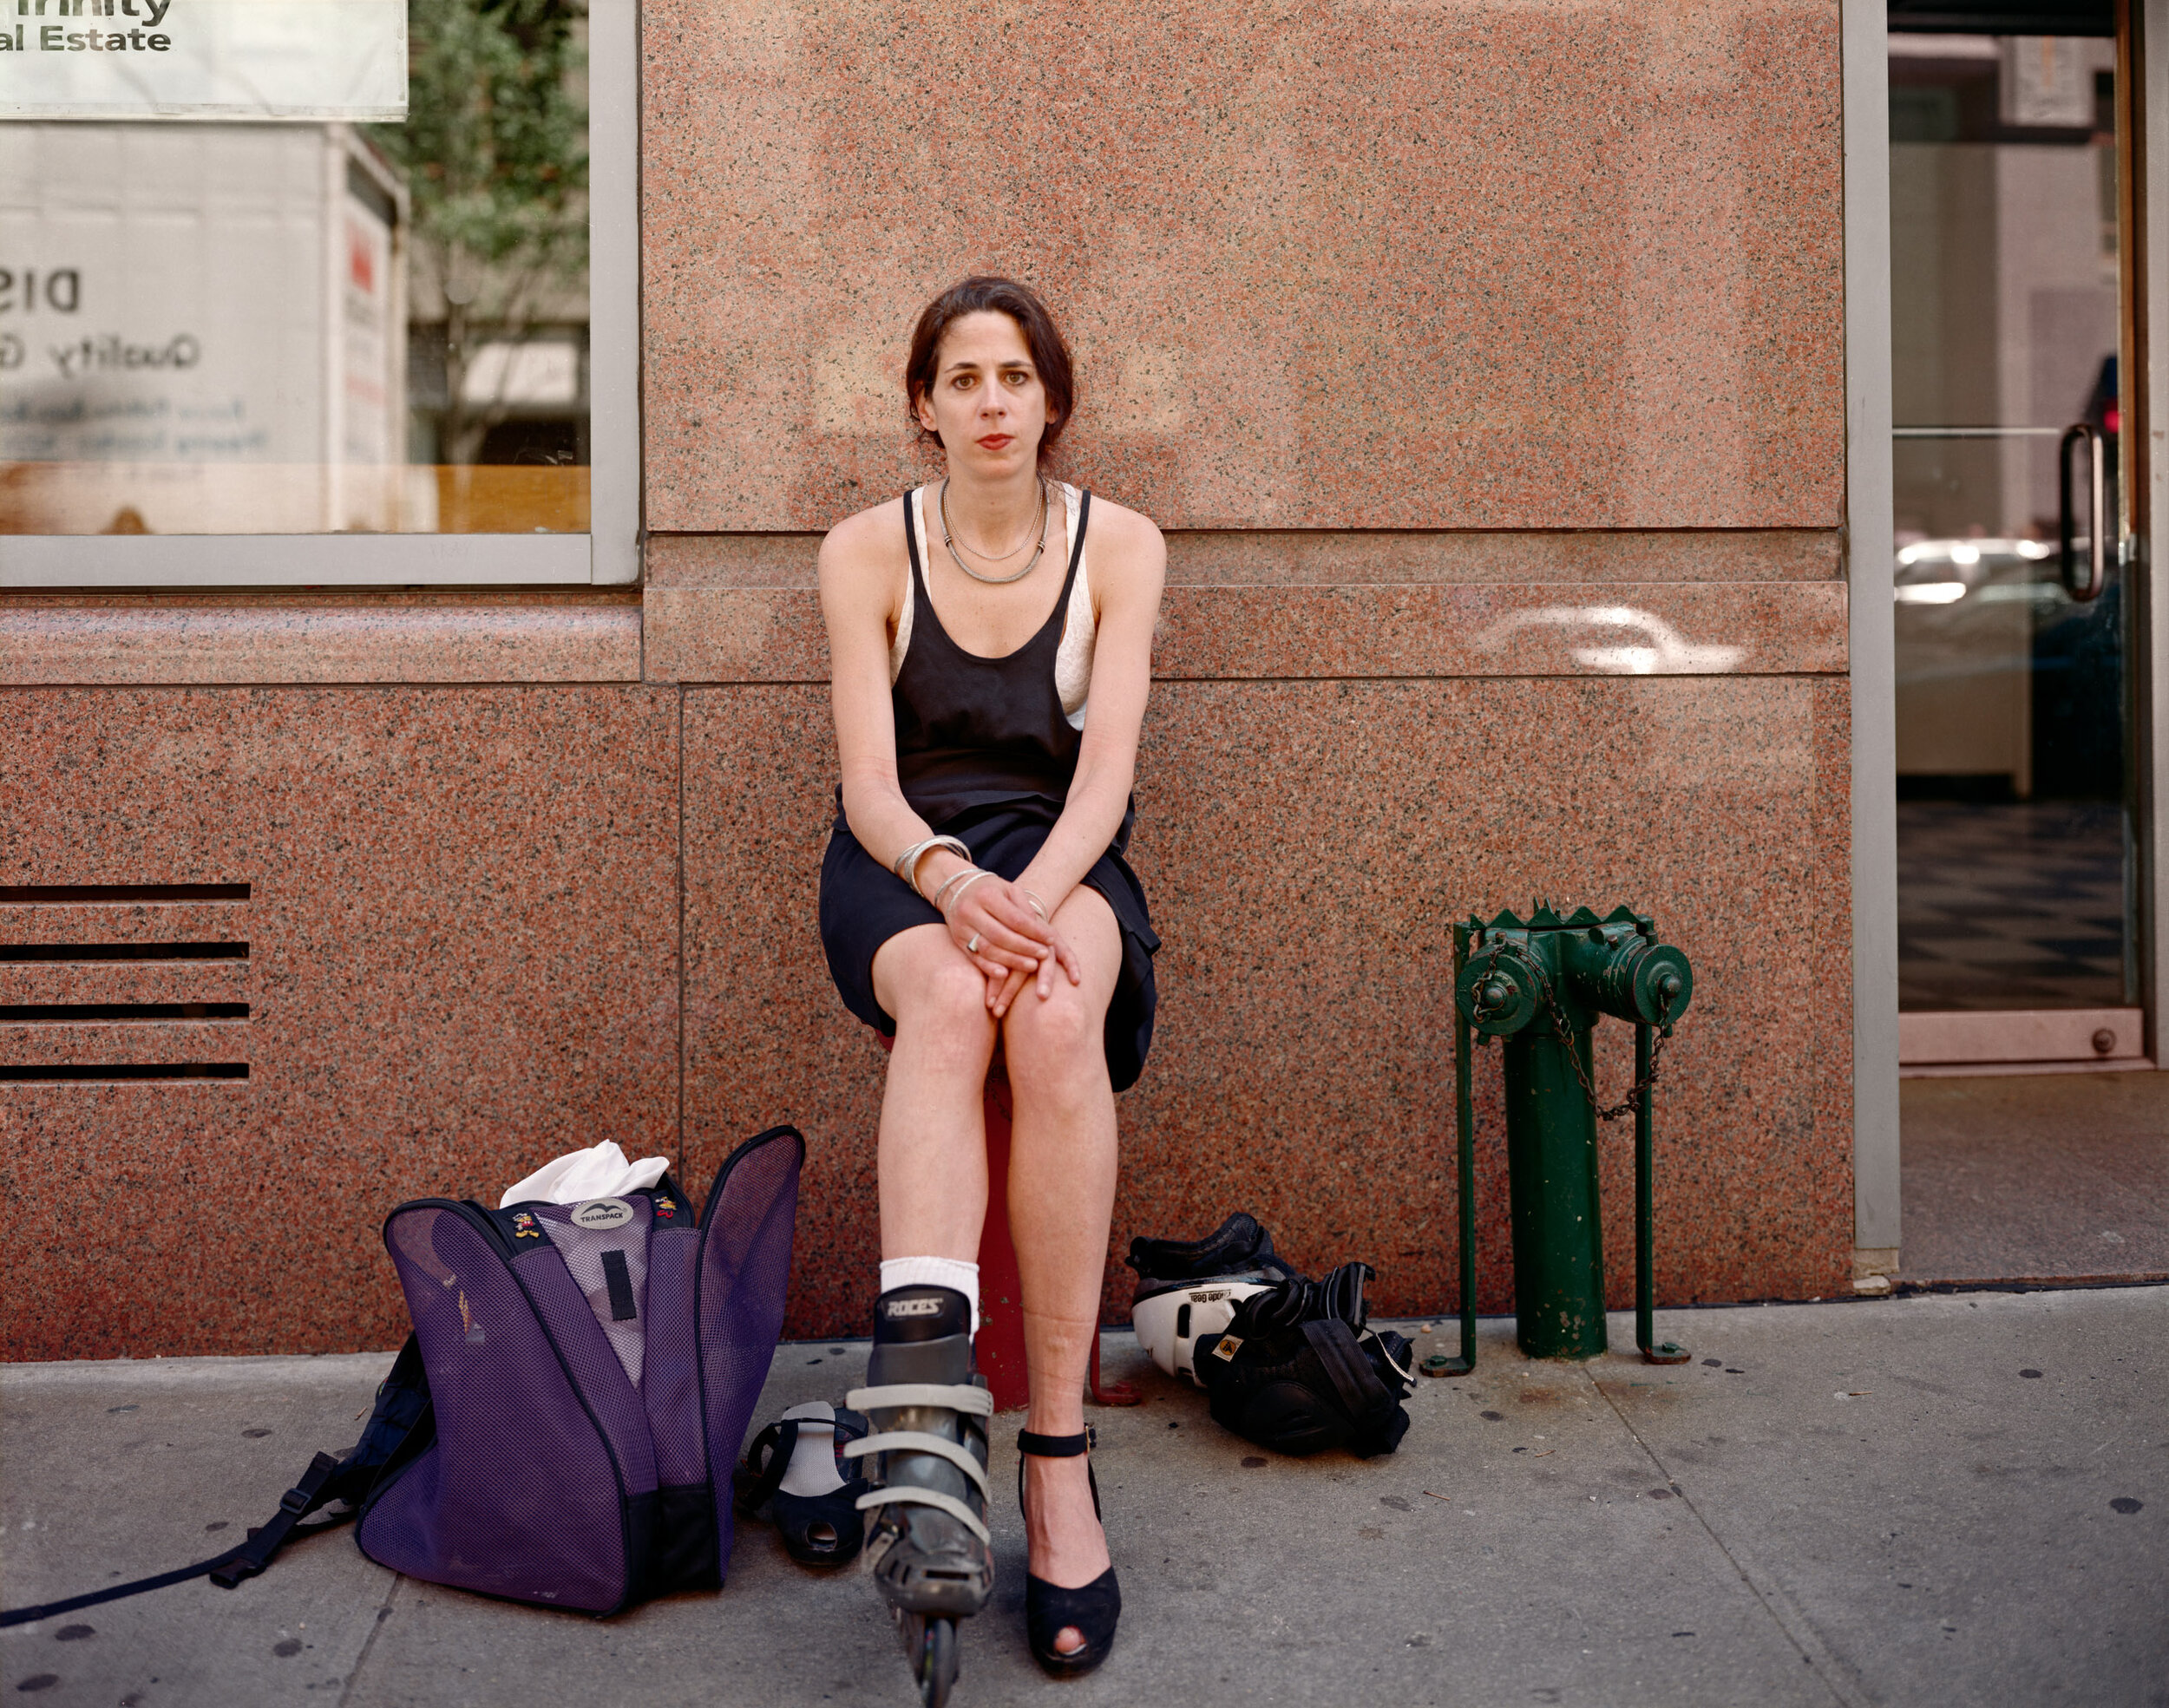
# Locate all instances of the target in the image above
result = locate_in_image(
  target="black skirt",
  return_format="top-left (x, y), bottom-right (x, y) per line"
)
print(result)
top-left (818, 800), bottom-right (1160, 1094)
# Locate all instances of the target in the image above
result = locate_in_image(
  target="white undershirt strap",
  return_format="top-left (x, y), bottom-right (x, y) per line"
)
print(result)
top-left (890, 484), bottom-right (1097, 724)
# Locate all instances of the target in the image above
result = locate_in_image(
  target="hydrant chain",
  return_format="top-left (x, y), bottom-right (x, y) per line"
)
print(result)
top-left (1543, 979), bottom-right (1674, 1122)
top-left (1463, 934), bottom-right (1674, 1120)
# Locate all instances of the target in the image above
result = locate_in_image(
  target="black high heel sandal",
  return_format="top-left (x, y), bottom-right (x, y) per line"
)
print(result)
top-left (1017, 1426), bottom-right (1121, 1677)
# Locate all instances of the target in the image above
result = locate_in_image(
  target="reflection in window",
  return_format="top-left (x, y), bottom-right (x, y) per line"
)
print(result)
top-left (0, 0), bottom-right (590, 537)
top-left (1889, 28), bottom-right (2135, 1013)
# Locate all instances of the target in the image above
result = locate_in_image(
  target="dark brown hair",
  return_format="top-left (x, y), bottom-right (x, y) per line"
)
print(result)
top-left (904, 277), bottom-right (1074, 461)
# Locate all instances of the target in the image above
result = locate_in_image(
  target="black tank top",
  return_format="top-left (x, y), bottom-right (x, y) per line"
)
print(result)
top-left (891, 486), bottom-right (1127, 841)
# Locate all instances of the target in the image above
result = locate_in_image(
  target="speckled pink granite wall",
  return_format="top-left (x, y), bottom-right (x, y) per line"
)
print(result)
top-left (635, 0), bottom-right (1856, 1335)
top-left (0, 687), bottom-right (679, 1360)
top-left (642, 0), bottom-right (1843, 531)
top-left (1, 547), bottom-right (1854, 1358)
top-left (680, 664), bottom-right (1854, 1339)
top-left (0, 662), bottom-right (1851, 1358)
top-left (0, 0), bottom-right (1861, 1360)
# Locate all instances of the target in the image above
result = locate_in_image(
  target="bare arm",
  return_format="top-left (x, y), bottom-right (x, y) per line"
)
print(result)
top-left (1016, 501), bottom-right (1165, 916)
top-left (821, 502), bottom-right (927, 873)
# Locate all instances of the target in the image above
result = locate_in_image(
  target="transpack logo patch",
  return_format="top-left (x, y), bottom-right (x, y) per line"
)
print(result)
top-left (572, 1198), bottom-right (634, 1231)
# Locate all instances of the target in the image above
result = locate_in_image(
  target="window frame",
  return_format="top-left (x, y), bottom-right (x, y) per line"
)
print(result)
top-left (1, 0), bottom-right (639, 590)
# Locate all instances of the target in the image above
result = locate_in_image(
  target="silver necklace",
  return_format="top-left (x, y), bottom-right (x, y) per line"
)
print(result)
top-left (939, 478), bottom-right (1049, 586)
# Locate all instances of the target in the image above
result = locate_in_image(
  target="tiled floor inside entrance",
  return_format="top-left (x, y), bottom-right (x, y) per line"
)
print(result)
top-left (1900, 1070), bottom-right (2169, 1286)
top-left (1897, 800), bottom-right (2128, 1011)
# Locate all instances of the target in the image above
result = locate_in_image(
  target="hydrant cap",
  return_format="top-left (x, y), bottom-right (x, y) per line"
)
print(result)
top-left (1454, 940), bottom-right (1543, 1037)
top-left (1631, 944), bottom-right (1694, 1025)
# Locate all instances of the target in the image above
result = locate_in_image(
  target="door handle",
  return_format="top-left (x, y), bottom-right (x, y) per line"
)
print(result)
top-left (2060, 422), bottom-right (2107, 602)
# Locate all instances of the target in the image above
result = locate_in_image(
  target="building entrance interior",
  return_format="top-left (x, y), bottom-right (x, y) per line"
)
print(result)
top-left (1888, 0), bottom-right (2169, 1286)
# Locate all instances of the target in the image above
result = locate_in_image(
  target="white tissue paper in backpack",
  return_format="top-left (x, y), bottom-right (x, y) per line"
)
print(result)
top-left (499, 1140), bottom-right (671, 1208)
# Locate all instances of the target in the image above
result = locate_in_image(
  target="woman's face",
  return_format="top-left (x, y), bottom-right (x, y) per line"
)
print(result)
top-left (914, 311), bottom-right (1053, 479)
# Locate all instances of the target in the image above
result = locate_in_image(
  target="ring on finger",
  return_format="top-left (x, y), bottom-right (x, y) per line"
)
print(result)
top-left (966, 932), bottom-right (981, 954)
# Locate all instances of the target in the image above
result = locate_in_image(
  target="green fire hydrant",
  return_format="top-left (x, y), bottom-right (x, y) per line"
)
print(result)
top-left (1432, 905), bottom-right (1695, 1372)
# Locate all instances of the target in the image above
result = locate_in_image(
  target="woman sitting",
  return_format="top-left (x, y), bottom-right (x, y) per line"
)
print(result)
top-left (816, 275), bottom-right (1165, 1683)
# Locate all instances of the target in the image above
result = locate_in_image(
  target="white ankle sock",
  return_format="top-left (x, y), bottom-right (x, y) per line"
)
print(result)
top-left (880, 1256), bottom-right (980, 1336)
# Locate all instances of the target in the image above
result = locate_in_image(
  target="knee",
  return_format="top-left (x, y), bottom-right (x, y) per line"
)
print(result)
top-left (1004, 984), bottom-right (1104, 1076)
top-left (896, 954), bottom-right (996, 1057)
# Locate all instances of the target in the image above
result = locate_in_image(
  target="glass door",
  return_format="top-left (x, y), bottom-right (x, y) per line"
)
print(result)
top-left (1889, 20), bottom-right (2146, 1069)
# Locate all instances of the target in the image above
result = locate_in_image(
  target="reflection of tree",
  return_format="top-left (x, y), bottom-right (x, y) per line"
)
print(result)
top-left (369, 0), bottom-right (586, 468)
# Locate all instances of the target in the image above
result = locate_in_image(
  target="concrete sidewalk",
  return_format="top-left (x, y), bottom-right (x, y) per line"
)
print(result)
top-left (2, 1288), bottom-right (2162, 1708)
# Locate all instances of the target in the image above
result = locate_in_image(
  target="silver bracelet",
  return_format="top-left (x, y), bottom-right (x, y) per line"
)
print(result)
top-left (890, 837), bottom-right (937, 885)
top-left (928, 865), bottom-right (982, 914)
top-left (940, 869), bottom-right (996, 918)
top-left (892, 834), bottom-right (971, 900)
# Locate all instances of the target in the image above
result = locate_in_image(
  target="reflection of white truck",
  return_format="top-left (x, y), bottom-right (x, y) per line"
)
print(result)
top-left (0, 121), bottom-right (409, 533)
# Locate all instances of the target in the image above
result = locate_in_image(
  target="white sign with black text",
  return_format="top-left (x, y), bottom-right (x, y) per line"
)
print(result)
top-left (0, 0), bottom-right (405, 121)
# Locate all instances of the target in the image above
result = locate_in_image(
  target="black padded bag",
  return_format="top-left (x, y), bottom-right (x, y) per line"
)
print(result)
top-left (1191, 1262), bottom-right (1415, 1458)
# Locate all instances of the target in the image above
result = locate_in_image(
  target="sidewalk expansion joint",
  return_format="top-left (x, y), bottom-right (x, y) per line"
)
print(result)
top-left (1584, 1365), bottom-right (1869, 1708)
top-left (334, 1571), bottom-right (404, 1708)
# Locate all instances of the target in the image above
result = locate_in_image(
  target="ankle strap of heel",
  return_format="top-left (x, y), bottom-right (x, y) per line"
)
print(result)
top-left (1017, 1426), bottom-right (1102, 1521)
top-left (1017, 1426), bottom-right (1096, 1458)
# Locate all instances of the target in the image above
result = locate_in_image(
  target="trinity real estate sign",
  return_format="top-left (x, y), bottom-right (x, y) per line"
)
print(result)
top-left (0, 0), bottom-right (404, 120)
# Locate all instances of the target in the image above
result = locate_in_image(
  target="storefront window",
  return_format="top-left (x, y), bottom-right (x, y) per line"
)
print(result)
top-left (0, 0), bottom-right (593, 540)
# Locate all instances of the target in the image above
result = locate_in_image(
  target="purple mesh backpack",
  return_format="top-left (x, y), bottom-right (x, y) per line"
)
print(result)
top-left (0, 1126), bottom-right (803, 1633)
top-left (355, 1125), bottom-right (804, 1614)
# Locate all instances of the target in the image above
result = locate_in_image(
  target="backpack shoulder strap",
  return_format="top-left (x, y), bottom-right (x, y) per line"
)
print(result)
top-left (0, 1334), bottom-right (435, 1628)
top-left (0, 1452), bottom-right (345, 1627)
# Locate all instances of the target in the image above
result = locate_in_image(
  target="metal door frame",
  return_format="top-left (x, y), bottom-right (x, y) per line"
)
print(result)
top-left (1845, 0), bottom-right (1902, 1272)
top-left (2140, 0), bottom-right (2169, 1070)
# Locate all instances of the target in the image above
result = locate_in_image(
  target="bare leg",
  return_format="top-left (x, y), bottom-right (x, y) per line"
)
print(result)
top-left (1001, 886), bottom-right (1124, 1654)
top-left (870, 923), bottom-right (1000, 1260)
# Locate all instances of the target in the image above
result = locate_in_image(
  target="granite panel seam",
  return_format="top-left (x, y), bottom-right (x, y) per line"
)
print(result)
top-left (0, 671), bottom-right (651, 689)
top-left (642, 581), bottom-right (1850, 682)
top-left (645, 528), bottom-right (1845, 591)
top-left (636, 671), bottom-right (1862, 688)
top-left (0, 597), bottom-right (644, 687)
top-left (673, 683), bottom-right (689, 1181)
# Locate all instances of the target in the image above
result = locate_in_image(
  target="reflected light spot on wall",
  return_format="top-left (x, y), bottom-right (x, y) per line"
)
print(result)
top-left (1473, 605), bottom-right (1747, 675)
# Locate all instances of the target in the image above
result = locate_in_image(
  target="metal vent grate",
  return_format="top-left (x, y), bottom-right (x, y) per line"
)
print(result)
top-left (0, 1064), bottom-right (248, 1083)
top-left (0, 885), bottom-right (250, 903)
top-left (0, 944), bottom-right (249, 963)
top-left (1, 885), bottom-right (252, 1085)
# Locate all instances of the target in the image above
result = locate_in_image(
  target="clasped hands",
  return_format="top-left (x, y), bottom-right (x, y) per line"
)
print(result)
top-left (930, 859), bottom-right (1083, 1018)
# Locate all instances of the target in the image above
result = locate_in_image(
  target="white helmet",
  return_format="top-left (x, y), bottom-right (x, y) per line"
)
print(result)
top-left (1126, 1213), bottom-right (1301, 1384)
top-left (1131, 1280), bottom-right (1276, 1385)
